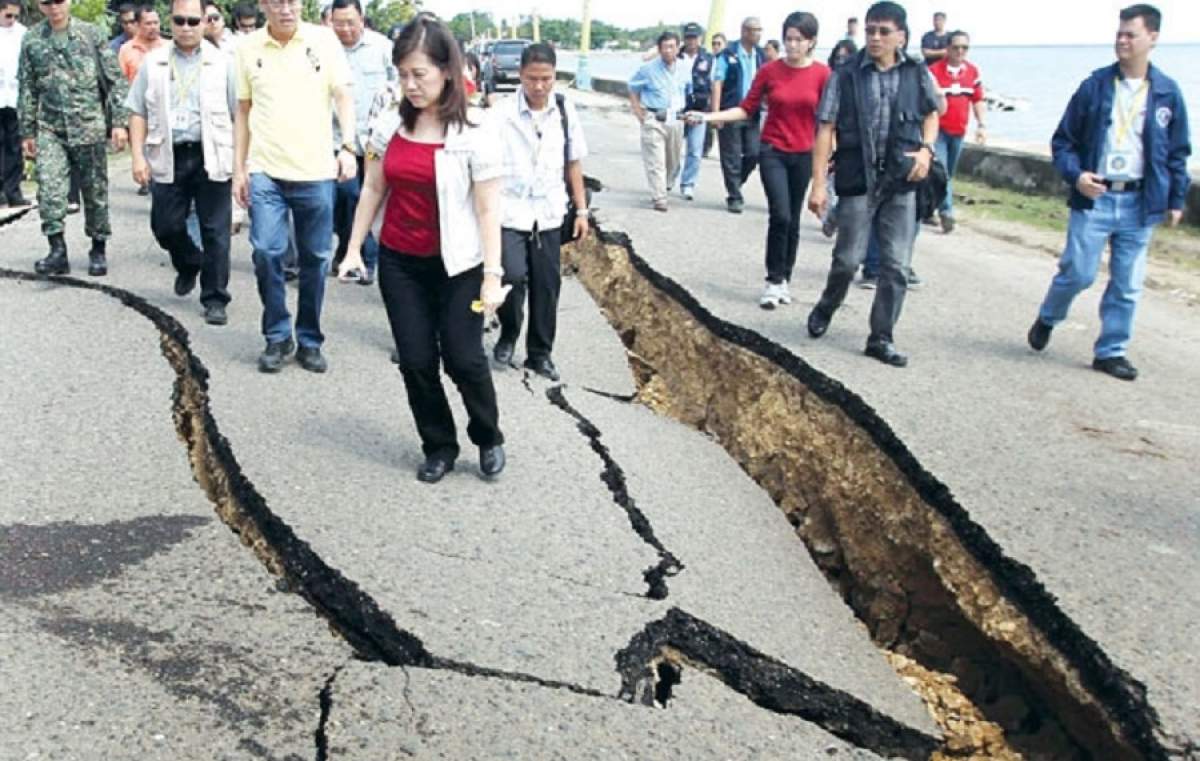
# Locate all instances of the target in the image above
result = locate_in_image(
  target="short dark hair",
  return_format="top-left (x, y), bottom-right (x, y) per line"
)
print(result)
top-left (233, 2), bottom-right (257, 20)
top-left (848, 16), bottom-right (858, 23)
top-left (392, 15), bottom-right (470, 133)
top-left (330, 0), bottom-right (363, 14)
top-left (656, 30), bottom-right (680, 48)
top-left (116, 2), bottom-right (136, 15)
top-left (828, 38), bottom-right (857, 67)
top-left (133, 4), bottom-right (157, 22)
top-left (1120, 4), bottom-right (1161, 32)
top-left (520, 42), bottom-right (556, 68)
top-left (783, 11), bottom-right (819, 41)
top-left (867, 1), bottom-right (907, 28)
top-left (711, 32), bottom-right (726, 42)
top-left (933, 11), bottom-right (946, 19)
top-left (948, 30), bottom-right (969, 44)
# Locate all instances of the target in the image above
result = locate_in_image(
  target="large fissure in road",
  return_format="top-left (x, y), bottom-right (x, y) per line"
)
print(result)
top-left (563, 229), bottom-right (1176, 761)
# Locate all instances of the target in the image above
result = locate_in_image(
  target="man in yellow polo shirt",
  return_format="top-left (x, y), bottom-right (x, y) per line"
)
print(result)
top-left (233, 0), bottom-right (356, 374)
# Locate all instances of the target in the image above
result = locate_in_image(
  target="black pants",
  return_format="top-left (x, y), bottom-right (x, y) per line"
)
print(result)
top-left (149, 143), bottom-right (232, 306)
top-left (717, 121), bottom-right (760, 203)
top-left (378, 247), bottom-right (504, 460)
top-left (497, 226), bottom-right (562, 361)
top-left (0, 107), bottom-right (23, 203)
top-left (759, 145), bottom-right (812, 284)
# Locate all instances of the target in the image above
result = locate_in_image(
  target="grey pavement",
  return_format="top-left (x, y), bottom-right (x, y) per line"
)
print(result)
top-left (573, 92), bottom-right (1199, 747)
top-left (2, 156), bottom-right (935, 757)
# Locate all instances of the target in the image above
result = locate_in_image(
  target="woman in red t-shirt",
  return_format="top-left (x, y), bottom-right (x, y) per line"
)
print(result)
top-left (338, 16), bottom-right (508, 484)
top-left (690, 12), bottom-right (830, 310)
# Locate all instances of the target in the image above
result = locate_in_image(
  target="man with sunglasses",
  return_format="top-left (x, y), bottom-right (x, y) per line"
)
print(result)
top-left (0, 0), bottom-right (29, 209)
top-left (233, 3), bottom-right (258, 35)
top-left (203, 3), bottom-right (235, 52)
top-left (118, 4), bottom-right (162, 82)
top-left (927, 30), bottom-right (984, 233)
top-left (1027, 4), bottom-right (1190, 382)
top-left (108, 2), bottom-right (136, 53)
top-left (18, 0), bottom-right (129, 276)
top-left (126, 0), bottom-right (237, 326)
top-left (806, 1), bottom-right (941, 368)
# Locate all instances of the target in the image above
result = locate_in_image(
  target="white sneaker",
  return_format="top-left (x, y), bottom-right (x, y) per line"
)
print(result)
top-left (778, 281), bottom-right (793, 305)
top-left (759, 282), bottom-right (781, 310)
top-left (681, 186), bottom-right (694, 200)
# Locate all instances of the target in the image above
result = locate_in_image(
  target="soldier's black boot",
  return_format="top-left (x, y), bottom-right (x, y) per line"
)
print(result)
top-left (87, 239), bottom-right (107, 277)
top-left (35, 234), bottom-right (69, 275)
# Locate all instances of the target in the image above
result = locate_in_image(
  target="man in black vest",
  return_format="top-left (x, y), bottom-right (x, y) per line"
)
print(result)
top-left (806, 1), bottom-right (941, 368)
top-left (710, 17), bottom-right (764, 213)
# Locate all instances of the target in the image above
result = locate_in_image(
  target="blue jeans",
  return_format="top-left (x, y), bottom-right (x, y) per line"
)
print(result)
top-left (249, 173), bottom-right (334, 348)
top-left (1037, 191), bottom-right (1154, 359)
top-left (935, 131), bottom-right (965, 216)
top-left (680, 121), bottom-right (705, 191)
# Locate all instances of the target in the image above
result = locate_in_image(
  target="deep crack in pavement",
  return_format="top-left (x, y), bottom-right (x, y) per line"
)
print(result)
top-left (546, 385), bottom-right (684, 599)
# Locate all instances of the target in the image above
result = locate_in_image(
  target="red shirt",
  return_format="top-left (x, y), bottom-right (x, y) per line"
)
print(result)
top-left (929, 59), bottom-right (984, 137)
top-left (381, 134), bottom-right (443, 257)
top-left (740, 59), bottom-right (831, 154)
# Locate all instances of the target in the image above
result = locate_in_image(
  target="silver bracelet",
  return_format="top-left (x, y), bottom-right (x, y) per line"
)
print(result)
top-left (575, 208), bottom-right (589, 217)
top-left (483, 266), bottom-right (504, 277)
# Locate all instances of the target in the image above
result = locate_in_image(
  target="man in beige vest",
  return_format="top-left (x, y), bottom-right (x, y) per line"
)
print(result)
top-left (126, 0), bottom-right (237, 325)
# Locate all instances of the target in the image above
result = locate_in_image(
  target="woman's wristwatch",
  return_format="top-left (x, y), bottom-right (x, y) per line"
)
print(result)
top-left (483, 266), bottom-right (504, 277)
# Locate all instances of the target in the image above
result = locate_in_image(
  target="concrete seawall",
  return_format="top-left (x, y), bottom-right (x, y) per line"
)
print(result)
top-left (560, 72), bottom-right (1200, 226)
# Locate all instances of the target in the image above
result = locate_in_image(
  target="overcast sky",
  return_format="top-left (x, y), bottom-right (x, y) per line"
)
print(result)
top-left (428, 0), bottom-right (1200, 46)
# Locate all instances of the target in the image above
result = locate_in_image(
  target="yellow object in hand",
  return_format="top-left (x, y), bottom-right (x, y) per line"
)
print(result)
top-left (470, 300), bottom-right (484, 313)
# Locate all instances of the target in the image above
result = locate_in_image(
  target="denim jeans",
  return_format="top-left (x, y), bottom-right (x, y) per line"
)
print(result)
top-left (935, 131), bottom-right (965, 216)
top-left (817, 191), bottom-right (916, 345)
top-left (248, 173), bottom-right (334, 348)
top-left (333, 156), bottom-right (379, 272)
top-left (680, 121), bottom-right (706, 191)
top-left (1037, 191), bottom-right (1154, 359)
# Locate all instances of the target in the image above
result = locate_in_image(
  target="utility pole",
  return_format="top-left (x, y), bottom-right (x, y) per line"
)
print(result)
top-left (532, 8), bottom-right (540, 42)
top-left (469, 9), bottom-right (476, 41)
top-left (705, 0), bottom-right (725, 50)
top-left (576, 0), bottom-right (592, 90)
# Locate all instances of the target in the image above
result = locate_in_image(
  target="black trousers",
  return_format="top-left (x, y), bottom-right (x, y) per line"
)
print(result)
top-left (149, 143), bottom-right (232, 306)
top-left (759, 145), bottom-right (813, 284)
top-left (377, 247), bottom-right (504, 460)
top-left (497, 226), bottom-right (562, 361)
top-left (717, 121), bottom-right (760, 203)
top-left (0, 107), bottom-right (22, 202)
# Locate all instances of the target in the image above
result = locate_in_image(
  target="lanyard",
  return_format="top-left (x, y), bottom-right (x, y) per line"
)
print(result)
top-left (169, 49), bottom-right (202, 110)
top-left (1112, 77), bottom-right (1148, 149)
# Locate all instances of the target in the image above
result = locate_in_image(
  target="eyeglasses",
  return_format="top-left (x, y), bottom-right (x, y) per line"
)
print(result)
top-left (206, 13), bottom-right (222, 21)
top-left (2, 11), bottom-right (18, 17)
top-left (864, 25), bottom-right (896, 37)
top-left (950, 44), bottom-right (969, 50)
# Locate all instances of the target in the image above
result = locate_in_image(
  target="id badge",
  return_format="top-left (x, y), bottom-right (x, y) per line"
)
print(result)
top-left (1105, 150), bottom-right (1134, 179)
top-left (171, 107), bottom-right (190, 132)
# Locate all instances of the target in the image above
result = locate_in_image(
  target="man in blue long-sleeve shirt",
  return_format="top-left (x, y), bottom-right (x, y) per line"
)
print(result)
top-left (628, 31), bottom-right (690, 212)
top-left (1027, 3), bottom-right (1190, 382)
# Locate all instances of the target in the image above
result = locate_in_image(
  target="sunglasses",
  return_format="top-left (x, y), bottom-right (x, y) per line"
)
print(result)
top-left (950, 44), bottom-right (969, 50)
top-left (2, 11), bottom-right (18, 16)
top-left (173, 14), bottom-right (202, 25)
top-left (864, 25), bottom-right (897, 37)
top-left (206, 13), bottom-right (222, 21)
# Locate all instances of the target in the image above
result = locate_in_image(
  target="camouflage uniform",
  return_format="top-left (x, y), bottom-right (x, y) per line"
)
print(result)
top-left (18, 18), bottom-right (128, 238)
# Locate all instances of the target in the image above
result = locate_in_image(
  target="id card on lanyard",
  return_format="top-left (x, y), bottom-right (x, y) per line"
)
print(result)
top-left (1106, 77), bottom-right (1147, 179)
top-left (170, 50), bottom-right (201, 133)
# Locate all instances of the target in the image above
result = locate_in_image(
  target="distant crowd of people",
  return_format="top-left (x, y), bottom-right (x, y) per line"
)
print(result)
top-left (626, 2), bottom-right (1189, 378)
top-left (0, 1), bottom-right (1190, 484)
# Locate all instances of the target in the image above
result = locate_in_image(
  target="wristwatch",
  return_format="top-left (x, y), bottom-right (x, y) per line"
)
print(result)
top-left (921, 142), bottom-right (937, 156)
top-left (339, 142), bottom-right (356, 154)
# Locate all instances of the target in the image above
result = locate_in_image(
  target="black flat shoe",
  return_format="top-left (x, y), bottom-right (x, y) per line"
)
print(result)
top-left (523, 356), bottom-right (560, 381)
top-left (417, 456), bottom-right (455, 483)
top-left (1027, 318), bottom-right (1053, 351)
top-left (204, 303), bottom-right (228, 325)
top-left (479, 445), bottom-right (505, 478)
top-left (806, 307), bottom-right (831, 338)
top-left (864, 341), bottom-right (908, 368)
top-left (175, 269), bottom-right (198, 296)
top-left (1092, 356), bottom-right (1138, 381)
top-left (493, 340), bottom-right (514, 366)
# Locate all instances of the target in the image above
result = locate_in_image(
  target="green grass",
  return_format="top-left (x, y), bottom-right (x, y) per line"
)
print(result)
top-left (953, 178), bottom-right (1200, 272)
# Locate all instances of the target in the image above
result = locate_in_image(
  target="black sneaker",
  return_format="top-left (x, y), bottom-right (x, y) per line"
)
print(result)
top-left (727, 199), bottom-right (744, 214)
top-left (175, 269), bottom-right (199, 296)
top-left (296, 345), bottom-right (328, 373)
top-left (493, 340), bottom-right (515, 366)
top-left (524, 356), bottom-right (560, 381)
top-left (1027, 318), bottom-right (1053, 351)
top-left (1092, 356), bottom-right (1138, 381)
top-left (905, 269), bottom-right (923, 289)
top-left (258, 337), bottom-right (295, 373)
top-left (204, 303), bottom-right (228, 326)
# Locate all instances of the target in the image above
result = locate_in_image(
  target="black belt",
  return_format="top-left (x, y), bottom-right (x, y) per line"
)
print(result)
top-left (1103, 179), bottom-right (1143, 192)
top-left (173, 141), bottom-right (202, 150)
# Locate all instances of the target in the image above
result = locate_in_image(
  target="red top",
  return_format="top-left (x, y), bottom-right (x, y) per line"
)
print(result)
top-left (740, 59), bottom-right (831, 154)
top-left (381, 134), bottom-right (443, 257)
top-left (464, 76), bottom-right (477, 97)
top-left (928, 59), bottom-right (984, 137)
